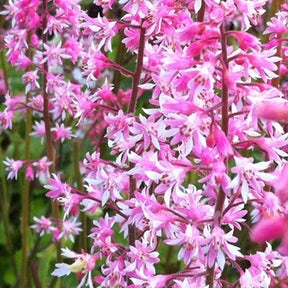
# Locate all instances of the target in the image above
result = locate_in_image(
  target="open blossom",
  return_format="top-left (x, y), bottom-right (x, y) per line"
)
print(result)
top-left (22, 70), bottom-right (40, 93)
top-left (81, 16), bottom-right (118, 52)
top-left (41, 42), bottom-right (72, 66)
top-left (236, 48), bottom-right (281, 81)
top-left (51, 123), bottom-right (74, 143)
top-left (3, 157), bottom-right (24, 180)
top-left (52, 248), bottom-right (98, 288)
top-left (228, 156), bottom-right (276, 202)
top-left (165, 224), bottom-right (201, 265)
top-left (53, 218), bottom-right (82, 242)
top-left (31, 216), bottom-right (56, 236)
top-left (204, 225), bottom-right (242, 270)
top-left (30, 121), bottom-right (46, 143)
top-left (264, 11), bottom-right (288, 40)
top-left (33, 156), bottom-right (53, 184)
top-left (0, 109), bottom-right (14, 130)
top-left (126, 240), bottom-right (160, 275)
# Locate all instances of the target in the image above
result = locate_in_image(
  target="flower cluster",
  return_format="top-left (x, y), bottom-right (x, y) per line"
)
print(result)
top-left (2, 0), bottom-right (288, 287)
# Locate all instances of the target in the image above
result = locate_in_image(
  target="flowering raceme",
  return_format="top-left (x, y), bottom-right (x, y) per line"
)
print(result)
top-left (2, 0), bottom-right (288, 287)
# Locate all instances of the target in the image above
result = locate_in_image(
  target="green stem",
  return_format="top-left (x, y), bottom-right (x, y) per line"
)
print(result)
top-left (0, 140), bottom-right (18, 279)
top-left (21, 28), bottom-right (33, 287)
top-left (112, 30), bottom-right (126, 94)
top-left (0, 50), bottom-right (9, 92)
top-left (73, 140), bottom-right (87, 252)
top-left (42, 0), bottom-right (62, 279)
top-left (42, 6), bottom-right (55, 172)
top-left (21, 136), bottom-right (32, 288)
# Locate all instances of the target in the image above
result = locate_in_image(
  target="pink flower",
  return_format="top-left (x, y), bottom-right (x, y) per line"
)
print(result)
top-left (33, 156), bottom-right (53, 183)
top-left (165, 224), bottom-right (200, 265)
top-left (255, 100), bottom-right (288, 122)
top-left (227, 31), bottom-right (261, 52)
top-left (82, 45), bottom-right (112, 81)
top-left (63, 37), bottom-right (82, 63)
top-left (100, 258), bottom-right (126, 287)
top-left (52, 248), bottom-right (98, 288)
top-left (30, 121), bottom-right (46, 143)
top-left (82, 16), bottom-right (118, 52)
top-left (250, 216), bottom-right (286, 243)
top-left (45, 173), bottom-right (70, 199)
top-left (206, 123), bottom-right (233, 156)
top-left (52, 123), bottom-right (74, 143)
top-left (22, 70), bottom-right (40, 93)
top-left (0, 110), bottom-right (14, 130)
top-left (126, 240), bottom-right (160, 275)
top-left (31, 33), bottom-right (39, 49)
top-left (41, 42), bottom-right (72, 67)
top-left (55, 218), bottom-right (82, 242)
top-left (31, 216), bottom-right (56, 236)
top-left (25, 165), bottom-right (34, 181)
top-left (3, 157), bottom-right (24, 180)
top-left (264, 12), bottom-right (288, 40)
top-left (204, 225), bottom-right (242, 270)
top-left (57, 187), bottom-right (82, 219)
top-left (228, 156), bottom-right (276, 203)
top-left (236, 49), bottom-right (281, 81)
top-left (274, 164), bottom-right (288, 204)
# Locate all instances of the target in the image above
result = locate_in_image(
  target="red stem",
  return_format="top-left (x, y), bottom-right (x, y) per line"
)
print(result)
top-left (206, 23), bottom-right (229, 288)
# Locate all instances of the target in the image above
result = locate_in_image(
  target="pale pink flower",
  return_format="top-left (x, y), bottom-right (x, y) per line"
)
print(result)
top-left (33, 157), bottom-right (53, 183)
top-left (22, 70), bottom-right (40, 93)
top-left (126, 240), bottom-right (160, 275)
top-left (165, 224), bottom-right (200, 265)
top-left (51, 123), bottom-right (74, 143)
top-left (204, 225), bottom-right (242, 270)
top-left (52, 248), bottom-right (97, 288)
top-left (0, 110), bottom-right (14, 130)
top-left (3, 157), bottom-right (24, 180)
top-left (28, 95), bottom-right (44, 113)
top-left (30, 121), bottom-right (46, 143)
top-left (31, 216), bottom-right (56, 236)
top-left (41, 42), bottom-right (72, 67)
top-left (55, 218), bottom-right (82, 242)
top-left (82, 16), bottom-right (118, 52)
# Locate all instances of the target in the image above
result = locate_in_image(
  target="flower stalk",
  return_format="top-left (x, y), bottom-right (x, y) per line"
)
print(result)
top-left (128, 25), bottom-right (146, 247)
top-left (206, 23), bottom-right (229, 288)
